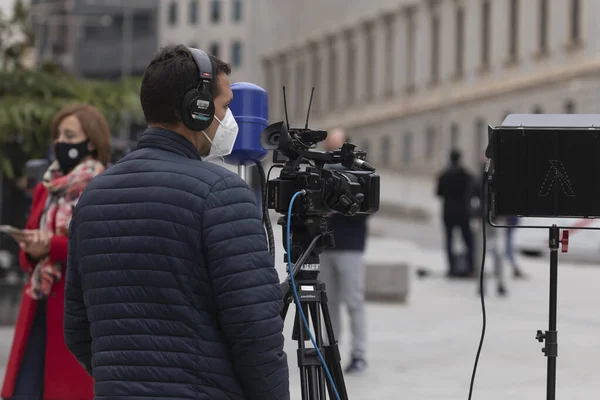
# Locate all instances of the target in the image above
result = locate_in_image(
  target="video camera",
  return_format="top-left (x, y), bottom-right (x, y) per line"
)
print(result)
top-left (260, 90), bottom-right (380, 268)
top-left (259, 88), bottom-right (379, 400)
top-left (262, 121), bottom-right (380, 217)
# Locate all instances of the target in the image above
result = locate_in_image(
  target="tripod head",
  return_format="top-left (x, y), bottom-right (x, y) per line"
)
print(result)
top-left (279, 213), bottom-right (334, 299)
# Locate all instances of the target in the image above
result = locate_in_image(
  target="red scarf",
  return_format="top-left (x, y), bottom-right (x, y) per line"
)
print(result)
top-left (26, 158), bottom-right (104, 300)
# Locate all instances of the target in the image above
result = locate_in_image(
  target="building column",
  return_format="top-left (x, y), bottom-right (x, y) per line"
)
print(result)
top-left (322, 35), bottom-right (336, 113)
top-left (262, 57), bottom-right (276, 121)
top-left (334, 32), bottom-right (348, 111)
top-left (274, 53), bottom-right (289, 122)
top-left (372, 17), bottom-right (388, 100)
top-left (394, 11), bottom-right (405, 94)
top-left (290, 47), bottom-right (307, 122)
top-left (354, 24), bottom-right (368, 103)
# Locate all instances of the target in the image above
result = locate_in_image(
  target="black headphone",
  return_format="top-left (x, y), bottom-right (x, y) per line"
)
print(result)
top-left (181, 47), bottom-right (215, 131)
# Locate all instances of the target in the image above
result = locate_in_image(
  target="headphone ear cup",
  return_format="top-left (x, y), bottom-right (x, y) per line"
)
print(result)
top-left (181, 89), bottom-right (215, 131)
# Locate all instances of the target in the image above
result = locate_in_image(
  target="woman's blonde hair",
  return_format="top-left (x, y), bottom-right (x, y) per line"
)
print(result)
top-left (50, 103), bottom-right (111, 165)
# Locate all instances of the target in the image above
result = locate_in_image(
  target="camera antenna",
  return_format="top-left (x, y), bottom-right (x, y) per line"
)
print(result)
top-left (305, 87), bottom-right (315, 129)
top-left (282, 86), bottom-right (290, 131)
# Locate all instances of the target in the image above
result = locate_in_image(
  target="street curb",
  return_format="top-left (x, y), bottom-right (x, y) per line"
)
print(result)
top-left (377, 201), bottom-right (432, 222)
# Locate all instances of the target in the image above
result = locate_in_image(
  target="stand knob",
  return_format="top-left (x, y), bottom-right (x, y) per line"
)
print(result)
top-left (560, 231), bottom-right (569, 253)
top-left (536, 330), bottom-right (546, 343)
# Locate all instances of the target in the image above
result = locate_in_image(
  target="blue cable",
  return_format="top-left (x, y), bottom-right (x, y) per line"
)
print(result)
top-left (287, 191), bottom-right (341, 400)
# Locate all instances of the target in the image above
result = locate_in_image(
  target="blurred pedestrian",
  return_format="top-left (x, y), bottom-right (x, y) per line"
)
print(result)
top-left (506, 216), bottom-right (527, 278)
top-left (320, 128), bottom-right (369, 373)
top-left (1, 103), bottom-right (110, 400)
top-left (436, 150), bottom-right (477, 278)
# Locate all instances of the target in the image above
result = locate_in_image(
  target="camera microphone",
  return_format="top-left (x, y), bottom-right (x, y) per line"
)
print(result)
top-left (353, 158), bottom-right (375, 172)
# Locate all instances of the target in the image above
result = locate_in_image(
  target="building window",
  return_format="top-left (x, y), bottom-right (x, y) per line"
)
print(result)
top-left (533, 105), bottom-right (543, 114)
top-left (231, 41), bottom-right (242, 67)
top-left (425, 127), bottom-right (436, 157)
top-left (538, 0), bottom-right (548, 54)
top-left (381, 136), bottom-right (391, 166)
top-left (209, 42), bottom-right (220, 58)
top-left (570, 0), bottom-right (581, 43)
top-left (455, 6), bottom-right (465, 77)
top-left (364, 23), bottom-right (375, 101)
top-left (405, 7), bottom-right (417, 91)
top-left (211, 0), bottom-right (221, 23)
top-left (346, 33), bottom-right (356, 104)
top-left (402, 133), bottom-right (413, 166)
top-left (168, 1), bottom-right (178, 25)
top-left (430, 12), bottom-right (440, 84)
top-left (384, 15), bottom-right (394, 97)
top-left (450, 123), bottom-right (460, 149)
top-left (508, 0), bottom-right (519, 63)
top-left (232, 0), bottom-right (243, 22)
top-left (565, 100), bottom-right (576, 114)
top-left (481, 0), bottom-right (490, 69)
top-left (189, 0), bottom-right (198, 24)
top-left (328, 40), bottom-right (337, 110)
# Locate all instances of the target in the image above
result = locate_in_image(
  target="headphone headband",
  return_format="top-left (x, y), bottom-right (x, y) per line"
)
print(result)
top-left (188, 47), bottom-right (213, 84)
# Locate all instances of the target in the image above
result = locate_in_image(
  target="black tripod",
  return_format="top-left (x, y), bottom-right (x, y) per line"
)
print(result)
top-left (279, 216), bottom-right (348, 400)
top-left (536, 225), bottom-right (569, 400)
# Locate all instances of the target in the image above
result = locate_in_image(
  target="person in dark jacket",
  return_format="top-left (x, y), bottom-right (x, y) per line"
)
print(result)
top-left (436, 150), bottom-right (477, 278)
top-left (63, 45), bottom-right (290, 400)
top-left (319, 128), bottom-right (369, 374)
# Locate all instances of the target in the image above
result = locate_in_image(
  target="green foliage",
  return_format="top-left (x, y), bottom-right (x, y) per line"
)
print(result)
top-left (0, 0), bottom-right (144, 179)
top-left (0, 69), bottom-right (143, 178)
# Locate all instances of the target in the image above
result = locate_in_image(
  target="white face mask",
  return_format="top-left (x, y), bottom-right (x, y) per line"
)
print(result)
top-left (202, 108), bottom-right (239, 161)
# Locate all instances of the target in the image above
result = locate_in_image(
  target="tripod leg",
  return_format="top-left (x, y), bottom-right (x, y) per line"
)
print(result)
top-left (296, 303), bottom-right (309, 400)
top-left (309, 302), bottom-right (327, 398)
top-left (320, 286), bottom-right (349, 400)
top-left (301, 304), bottom-right (321, 400)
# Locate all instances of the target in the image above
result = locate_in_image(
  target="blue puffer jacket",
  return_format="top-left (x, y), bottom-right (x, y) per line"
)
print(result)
top-left (64, 128), bottom-right (290, 400)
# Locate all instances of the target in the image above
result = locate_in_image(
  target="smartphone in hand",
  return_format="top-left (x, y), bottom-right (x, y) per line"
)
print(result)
top-left (0, 225), bottom-right (27, 242)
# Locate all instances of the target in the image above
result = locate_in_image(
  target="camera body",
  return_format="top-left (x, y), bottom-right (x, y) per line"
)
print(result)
top-left (262, 121), bottom-right (380, 218)
top-left (267, 167), bottom-right (380, 216)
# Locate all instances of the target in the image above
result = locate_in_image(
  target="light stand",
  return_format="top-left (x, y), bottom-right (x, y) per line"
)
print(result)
top-left (237, 165), bottom-right (247, 181)
top-left (536, 225), bottom-right (568, 400)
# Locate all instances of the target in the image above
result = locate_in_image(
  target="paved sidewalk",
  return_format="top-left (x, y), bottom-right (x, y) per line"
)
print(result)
top-left (3, 236), bottom-right (600, 399)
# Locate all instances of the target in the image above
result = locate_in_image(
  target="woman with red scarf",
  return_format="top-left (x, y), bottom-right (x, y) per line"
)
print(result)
top-left (1, 103), bottom-right (110, 400)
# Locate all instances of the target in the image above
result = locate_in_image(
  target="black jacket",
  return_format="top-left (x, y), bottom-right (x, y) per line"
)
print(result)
top-left (436, 164), bottom-right (477, 219)
top-left (64, 128), bottom-right (290, 400)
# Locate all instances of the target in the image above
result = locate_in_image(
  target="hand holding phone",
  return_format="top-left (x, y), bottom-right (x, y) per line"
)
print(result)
top-left (0, 225), bottom-right (28, 242)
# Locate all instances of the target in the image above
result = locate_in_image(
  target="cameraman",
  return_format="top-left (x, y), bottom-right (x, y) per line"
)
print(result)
top-left (320, 128), bottom-right (369, 374)
top-left (63, 46), bottom-right (290, 400)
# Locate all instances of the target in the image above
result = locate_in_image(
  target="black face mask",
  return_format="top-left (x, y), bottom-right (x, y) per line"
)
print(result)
top-left (54, 140), bottom-right (89, 174)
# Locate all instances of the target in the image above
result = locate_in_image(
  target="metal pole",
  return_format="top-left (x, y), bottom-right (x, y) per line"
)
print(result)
top-left (546, 226), bottom-right (559, 400)
top-left (121, 5), bottom-right (133, 79)
top-left (238, 165), bottom-right (247, 181)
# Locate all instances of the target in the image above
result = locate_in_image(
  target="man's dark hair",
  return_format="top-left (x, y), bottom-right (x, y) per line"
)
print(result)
top-left (450, 149), bottom-right (462, 165)
top-left (140, 45), bottom-right (232, 124)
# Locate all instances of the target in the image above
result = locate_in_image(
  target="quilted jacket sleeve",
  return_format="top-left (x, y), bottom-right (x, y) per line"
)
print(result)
top-left (63, 215), bottom-right (93, 375)
top-left (203, 175), bottom-right (290, 400)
